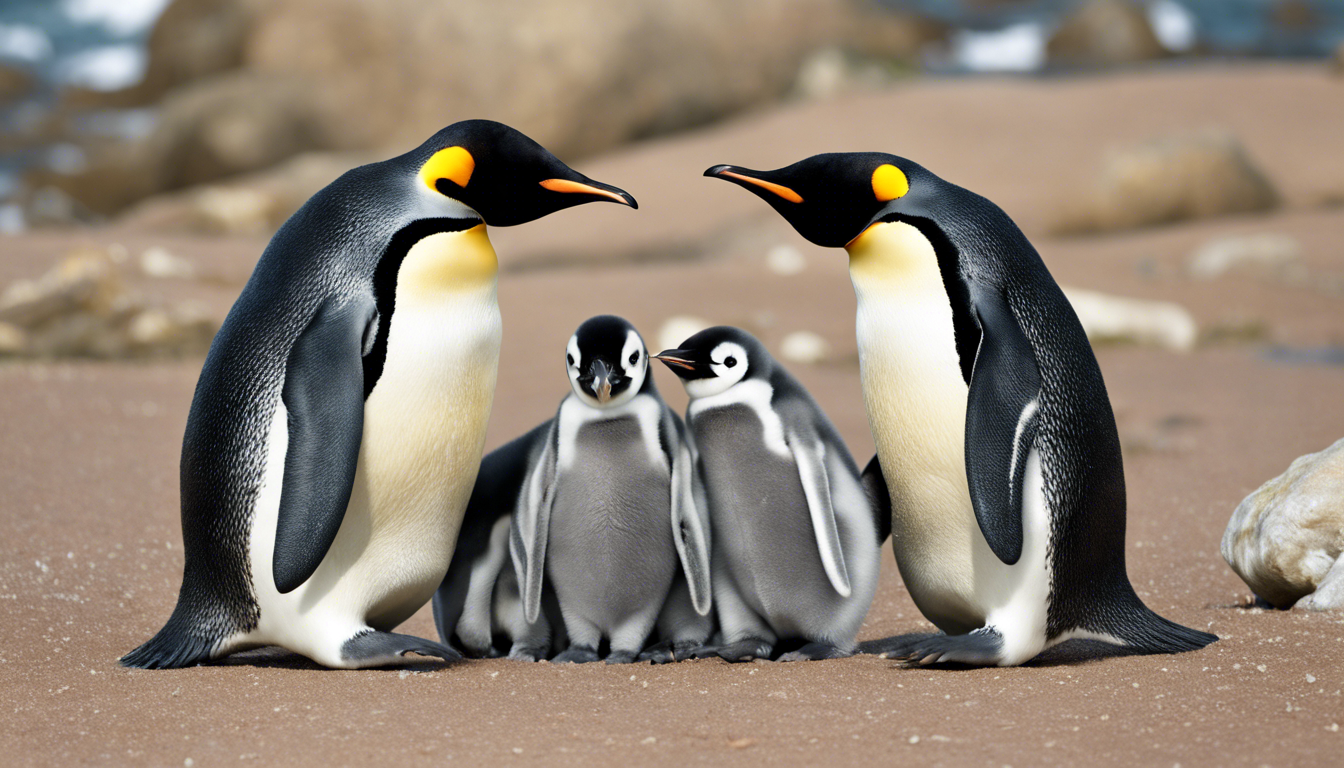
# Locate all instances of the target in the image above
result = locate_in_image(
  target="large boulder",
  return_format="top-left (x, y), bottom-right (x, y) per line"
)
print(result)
top-left (61, 0), bottom-right (261, 110)
top-left (53, 0), bottom-right (931, 216)
top-left (240, 0), bottom-right (854, 158)
top-left (1223, 439), bottom-right (1344, 610)
top-left (1047, 0), bottom-right (1167, 68)
top-left (1054, 130), bottom-right (1280, 234)
top-left (43, 72), bottom-right (357, 215)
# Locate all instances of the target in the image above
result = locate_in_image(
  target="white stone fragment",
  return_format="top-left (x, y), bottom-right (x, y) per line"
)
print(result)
top-left (1222, 437), bottom-right (1344, 610)
top-left (779, 331), bottom-right (829, 364)
top-left (1062, 286), bottom-right (1197, 352)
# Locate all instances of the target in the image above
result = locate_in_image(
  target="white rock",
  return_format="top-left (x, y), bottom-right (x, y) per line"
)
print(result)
top-left (1062, 286), bottom-right (1197, 352)
top-left (1222, 437), bottom-right (1344, 610)
top-left (766, 243), bottom-right (807, 276)
top-left (657, 316), bottom-right (713, 355)
top-left (779, 331), bottom-right (829, 364)
top-left (1188, 233), bottom-right (1300, 280)
top-left (138, 247), bottom-right (196, 280)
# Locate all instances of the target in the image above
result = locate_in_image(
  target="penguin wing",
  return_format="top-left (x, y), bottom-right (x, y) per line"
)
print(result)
top-left (965, 281), bottom-right (1042, 566)
top-left (273, 292), bottom-right (378, 594)
top-left (786, 423), bottom-right (852, 597)
top-left (860, 454), bottom-right (893, 544)
top-left (510, 418), bottom-right (559, 624)
top-left (665, 414), bottom-right (712, 616)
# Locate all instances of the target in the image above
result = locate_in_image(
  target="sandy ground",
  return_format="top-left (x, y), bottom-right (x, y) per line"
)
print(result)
top-left (3, 63), bottom-right (1344, 766)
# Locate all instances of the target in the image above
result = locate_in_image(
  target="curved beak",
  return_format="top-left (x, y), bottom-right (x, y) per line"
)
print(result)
top-left (654, 349), bottom-right (710, 380)
top-left (705, 164), bottom-right (802, 204)
top-left (540, 177), bottom-right (638, 209)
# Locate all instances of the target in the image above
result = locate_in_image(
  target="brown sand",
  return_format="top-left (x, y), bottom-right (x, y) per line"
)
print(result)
top-left (3, 64), bottom-right (1344, 766)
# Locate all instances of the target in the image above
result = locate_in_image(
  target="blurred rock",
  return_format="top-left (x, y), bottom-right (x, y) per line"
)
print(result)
top-left (1054, 130), bottom-right (1280, 234)
top-left (843, 3), bottom-right (948, 62)
top-left (244, 0), bottom-right (856, 158)
top-left (1188, 233), bottom-right (1301, 281)
top-left (0, 63), bottom-right (35, 103)
top-left (140, 72), bottom-right (357, 193)
top-left (1333, 41), bottom-right (1344, 74)
top-left (0, 247), bottom-right (216, 359)
top-left (1062, 286), bottom-right (1197, 351)
top-left (120, 150), bottom-right (374, 234)
top-left (48, 0), bottom-right (890, 215)
top-left (1047, 0), bottom-right (1167, 67)
top-left (657, 316), bottom-right (713, 355)
top-left (138, 247), bottom-right (196, 279)
top-left (62, 0), bottom-right (261, 110)
top-left (1222, 437), bottom-right (1344, 610)
top-left (766, 244), bottom-right (807, 276)
top-left (779, 331), bottom-right (829, 364)
top-left (0, 322), bottom-right (27, 355)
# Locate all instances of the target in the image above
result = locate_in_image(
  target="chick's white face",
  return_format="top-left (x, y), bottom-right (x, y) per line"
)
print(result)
top-left (566, 329), bottom-right (647, 409)
top-left (684, 341), bottom-right (749, 400)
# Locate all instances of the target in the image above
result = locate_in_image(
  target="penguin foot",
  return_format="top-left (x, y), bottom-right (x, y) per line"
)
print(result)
top-left (507, 644), bottom-right (549, 662)
top-left (340, 630), bottom-right (463, 667)
top-left (716, 639), bottom-right (774, 663)
top-left (638, 640), bottom-right (676, 664)
top-left (778, 642), bottom-right (852, 662)
top-left (858, 633), bottom-right (939, 659)
top-left (552, 645), bottom-right (601, 664)
top-left (605, 650), bottom-right (640, 664)
top-left (889, 629), bottom-right (1005, 667)
top-left (688, 644), bottom-right (722, 659)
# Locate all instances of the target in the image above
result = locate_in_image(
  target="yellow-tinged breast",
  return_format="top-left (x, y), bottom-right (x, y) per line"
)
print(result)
top-left (396, 224), bottom-right (498, 302)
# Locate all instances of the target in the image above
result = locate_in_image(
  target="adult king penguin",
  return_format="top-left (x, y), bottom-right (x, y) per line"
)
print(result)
top-left (705, 154), bottom-right (1215, 666)
top-left (122, 120), bottom-right (636, 669)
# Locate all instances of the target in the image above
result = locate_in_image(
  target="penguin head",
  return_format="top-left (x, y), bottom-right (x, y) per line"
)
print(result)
top-left (412, 120), bottom-right (637, 226)
top-left (654, 326), bottom-right (769, 399)
top-left (704, 153), bottom-right (931, 248)
top-left (565, 315), bottom-right (649, 409)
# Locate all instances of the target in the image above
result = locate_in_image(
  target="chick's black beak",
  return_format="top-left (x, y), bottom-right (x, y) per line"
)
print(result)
top-left (586, 359), bottom-right (614, 403)
top-left (654, 349), bottom-right (707, 379)
top-left (539, 177), bottom-right (638, 209)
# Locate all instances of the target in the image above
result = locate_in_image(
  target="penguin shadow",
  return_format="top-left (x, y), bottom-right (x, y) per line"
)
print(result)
top-left (857, 633), bottom-right (1148, 669)
top-left (206, 646), bottom-right (454, 672)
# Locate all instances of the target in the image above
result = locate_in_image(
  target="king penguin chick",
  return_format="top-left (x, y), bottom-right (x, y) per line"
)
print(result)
top-left (431, 423), bottom-right (566, 661)
top-left (655, 327), bottom-right (886, 662)
top-left (121, 120), bottom-right (636, 669)
top-left (705, 154), bottom-right (1216, 666)
top-left (512, 316), bottom-right (713, 664)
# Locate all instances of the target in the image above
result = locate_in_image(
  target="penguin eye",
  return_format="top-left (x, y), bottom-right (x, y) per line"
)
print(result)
top-left (566, 354), bottom-right (575, 367)
top-left (629, 351), bottom-right (639, 366)
top-left (724, 356), bottom-right (737, 369)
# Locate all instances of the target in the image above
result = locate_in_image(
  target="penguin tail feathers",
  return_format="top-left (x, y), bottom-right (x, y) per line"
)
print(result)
top-left (1108, 603), bottom-right (1217, 655)
top-left (120, 615), bottom-right (218, 669)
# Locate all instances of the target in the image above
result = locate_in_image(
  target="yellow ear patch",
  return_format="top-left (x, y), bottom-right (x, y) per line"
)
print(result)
top-left (421, 146), bottom-right (475, 192)
top-left (872, 164), bottom-right (909, 202)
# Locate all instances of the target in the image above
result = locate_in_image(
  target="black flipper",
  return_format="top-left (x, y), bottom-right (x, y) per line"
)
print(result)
top-left (964, 282), bottom-right (1041, 566)
top-left (860, 454), bottom-right (892, 544)
top-left (273, 293), bottom-right (377, 594)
